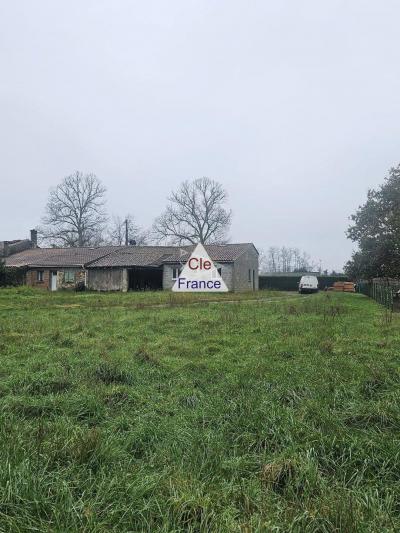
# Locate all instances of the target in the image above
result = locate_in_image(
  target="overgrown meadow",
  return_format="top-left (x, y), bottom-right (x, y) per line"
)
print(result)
top-left (0, 288), bottom-right (399, 532)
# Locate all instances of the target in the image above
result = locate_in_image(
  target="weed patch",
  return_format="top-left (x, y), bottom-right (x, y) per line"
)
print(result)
top-left (261, 459), bottom-right (296, 493)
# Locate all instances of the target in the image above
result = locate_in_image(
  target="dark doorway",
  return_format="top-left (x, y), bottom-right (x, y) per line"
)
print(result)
top-left (128, 267), bottom-right (163, 291)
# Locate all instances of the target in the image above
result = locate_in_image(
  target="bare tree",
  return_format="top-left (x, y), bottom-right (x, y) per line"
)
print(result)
top-left (294, 250), bottom-right (315, 272)
top-left (107, 214), bottom-right (149, 245)
top-left (40, 171), bottom-right (107, 247)
top-left (260, 246), bottom-right (279, 272)
top-left (260, 246), bottom-right (317, 273)
top-left (153, 177), bottom-right (232, 244)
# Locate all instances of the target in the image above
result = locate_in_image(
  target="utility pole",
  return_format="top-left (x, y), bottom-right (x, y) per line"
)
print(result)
top-left (125, 219), bottom-right (129, 246)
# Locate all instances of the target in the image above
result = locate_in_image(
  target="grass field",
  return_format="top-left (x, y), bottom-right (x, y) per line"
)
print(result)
top-left (1, 288), bottom-right (399, 532)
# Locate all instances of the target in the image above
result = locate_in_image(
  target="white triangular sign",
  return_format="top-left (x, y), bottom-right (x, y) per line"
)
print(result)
top-left (172, 243), bottom-right (228, 292)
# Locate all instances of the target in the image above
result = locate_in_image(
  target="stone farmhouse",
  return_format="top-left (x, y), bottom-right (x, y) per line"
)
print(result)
top-left (2, 232), bottom-right (259, 292)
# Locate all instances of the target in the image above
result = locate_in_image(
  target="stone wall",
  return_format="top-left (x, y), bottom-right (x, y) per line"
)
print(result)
top-left (25, 268), bottom-right (86, 290)
top-left (26, 268), bottom-right (50, 289)
top-left (57, 269), bottom-right (85, 289)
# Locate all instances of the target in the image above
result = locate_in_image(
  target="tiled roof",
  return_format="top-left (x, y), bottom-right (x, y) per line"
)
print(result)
top-left (4, 246), bottom-right (124, 268)
top-left (161, 244), bottom-right (255, 263)
top-left (86, 243), bottom-right (256, 268)
top-left (5, 243), bottom-right (257, 269)
top-left (86, 247), bottom-right (178, 268)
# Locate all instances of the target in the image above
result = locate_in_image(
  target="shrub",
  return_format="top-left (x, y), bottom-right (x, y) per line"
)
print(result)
top-left (0, 262), bottom-right (25, 287)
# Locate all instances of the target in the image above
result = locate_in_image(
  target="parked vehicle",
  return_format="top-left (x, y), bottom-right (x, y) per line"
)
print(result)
top-left (298, 275), bottom-right (319, 294)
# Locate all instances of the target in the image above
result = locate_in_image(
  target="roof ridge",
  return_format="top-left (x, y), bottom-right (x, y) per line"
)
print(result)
top-left (26, 245), bottom-right (124, 251)
top-left (84, 248), bottom-right (123, 266)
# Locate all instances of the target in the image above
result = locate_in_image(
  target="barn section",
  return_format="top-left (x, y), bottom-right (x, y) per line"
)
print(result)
top-left (86, 247), bottom-right (177, 291)
top-left (86, 243), bottom-right (259, 292)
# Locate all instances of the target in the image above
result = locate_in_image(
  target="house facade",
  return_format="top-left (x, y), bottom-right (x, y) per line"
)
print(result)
top-left (4, 242), bottom-right (259, 292)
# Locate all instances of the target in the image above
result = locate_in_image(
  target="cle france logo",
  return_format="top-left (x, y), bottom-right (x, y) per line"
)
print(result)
top-left (172, 243), bottom-right (228, 292)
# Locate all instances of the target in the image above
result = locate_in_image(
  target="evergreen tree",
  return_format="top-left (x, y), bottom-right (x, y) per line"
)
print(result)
top-left (345, 165), bottom-right (400, 278)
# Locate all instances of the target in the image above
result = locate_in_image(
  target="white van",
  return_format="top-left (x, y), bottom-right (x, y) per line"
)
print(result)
top-left (298, 275), bottom-right (319, 294)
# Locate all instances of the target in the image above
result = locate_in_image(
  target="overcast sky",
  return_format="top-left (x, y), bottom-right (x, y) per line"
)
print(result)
top-left (1, 0), bottom-right (400, 271)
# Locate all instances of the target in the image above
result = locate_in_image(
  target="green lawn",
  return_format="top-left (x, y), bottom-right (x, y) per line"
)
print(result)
top-left (0, 288), bottom-right (399, 532)
top-left (0, 286), bottom-right (285, 311)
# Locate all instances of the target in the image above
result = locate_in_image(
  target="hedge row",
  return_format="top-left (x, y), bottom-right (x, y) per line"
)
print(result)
top-left (259, 274), bottom-right (349, 291)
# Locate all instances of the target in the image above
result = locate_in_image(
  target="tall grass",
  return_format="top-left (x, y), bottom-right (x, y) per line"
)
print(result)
top-left (0, 290), bottom-right (399, 531)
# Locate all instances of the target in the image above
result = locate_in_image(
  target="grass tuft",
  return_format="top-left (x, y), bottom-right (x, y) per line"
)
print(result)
top-left (94, 362), bottom-right (133, 385)
top-left (261, 459), bottom-right (296, 493)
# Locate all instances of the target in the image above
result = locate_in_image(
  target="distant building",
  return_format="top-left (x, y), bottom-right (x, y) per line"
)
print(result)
top-left (0, 229), bottom-right (38, 259)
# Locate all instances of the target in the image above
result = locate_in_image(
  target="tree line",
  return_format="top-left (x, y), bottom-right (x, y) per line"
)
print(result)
top-left (259, 246), bottom-right (317, 273)
top-left (38, 172), bottom-right (232, 247)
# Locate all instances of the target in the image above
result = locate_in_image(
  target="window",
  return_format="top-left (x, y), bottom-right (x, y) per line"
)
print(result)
top-left (172, 267), bottom-right (181, 280)
top-left (248, 269), bottom-right (252, 282)
top-left (64, 270), bottom-right (75, 283)
top-left (37, 270), bottom-right (44, 282)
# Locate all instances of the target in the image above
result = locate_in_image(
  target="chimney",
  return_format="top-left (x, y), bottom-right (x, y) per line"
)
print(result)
top-left (30, 229), bottom-right (38, 248)
top-left (125, 219), bottom-right (129, 246)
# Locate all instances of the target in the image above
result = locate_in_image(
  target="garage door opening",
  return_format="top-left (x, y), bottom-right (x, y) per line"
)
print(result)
top-left (128, 267), bottom-right (163, 291)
